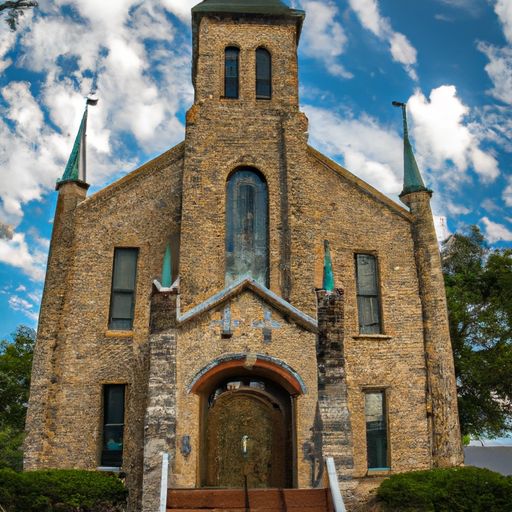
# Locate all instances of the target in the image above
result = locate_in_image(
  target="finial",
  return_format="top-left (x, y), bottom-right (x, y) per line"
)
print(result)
top-left (323, 240), bottom-right (335, 292)
top-left (161, 243), bottom-right (172, 288)
top-left (392, 100), bottom-right (430, 198)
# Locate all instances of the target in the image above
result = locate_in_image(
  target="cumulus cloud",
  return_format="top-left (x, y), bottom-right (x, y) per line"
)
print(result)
top-left (478, 43), bottom-right (512, 106)
top-left (0, 0), bottom-right (193, 230)
top-left (299, 1), bottom-right (352, 79)
top-left (495, 0), bottom-right (512, 44)
top-left (408, 85), bottom-right (499, 183)
top-left (303, 105), bottom-right (403, 195)
top-left (0, 232), bottom-right (47, 281)
top-left (481, 216), bottom-right (512, 243)
top-left (161, 0), bottom-right (199, 23)
top-left (8, 295), bottom-right (39, 322)
top-left (348, 0), bottom-right (418, 80)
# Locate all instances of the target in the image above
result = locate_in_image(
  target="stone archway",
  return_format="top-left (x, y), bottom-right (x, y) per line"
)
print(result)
top-left (190, 355), bottom-right (304, 489)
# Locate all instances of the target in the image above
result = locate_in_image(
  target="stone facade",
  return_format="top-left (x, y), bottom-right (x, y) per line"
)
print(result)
top-left (25, 2), bottom-right (463, 511)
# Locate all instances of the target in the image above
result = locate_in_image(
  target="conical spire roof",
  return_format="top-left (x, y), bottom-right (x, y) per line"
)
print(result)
top-left (192, 0), bottom-right (303, 16)
top-left (395, 103), bottom-right (430, 197)
top-left (57, 106), bottom-right (88, 188)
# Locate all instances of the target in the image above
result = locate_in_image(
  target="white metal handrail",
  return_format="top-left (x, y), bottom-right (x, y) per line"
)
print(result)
top-left (326, 457), bottom-right (347, 512)
top-left (160, 452), bottom-right (170, 512)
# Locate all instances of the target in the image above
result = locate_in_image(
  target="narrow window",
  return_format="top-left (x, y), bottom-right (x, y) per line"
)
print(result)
top-left (226, 169), bottom-right (269, 286)
top-left (101, 384), bottom-right (126, 467)
top-left (109, 248), bottom-right (138, 330)
top-left (225, 47), bottom-right (239, 99)
top-left (355, 254), bottom-right (381, 334)
top-left (256, 48), bottom-right (271, 99)
top-left (365, 391), bottom-right (389, 469)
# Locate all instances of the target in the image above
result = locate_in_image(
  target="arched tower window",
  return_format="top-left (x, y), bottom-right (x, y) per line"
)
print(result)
top-left (226, 169), bottom-right (269, 286)
top-left (224, 47), bottom-right (239, 99)
top-left (256, 48), bottom-right (271, 99)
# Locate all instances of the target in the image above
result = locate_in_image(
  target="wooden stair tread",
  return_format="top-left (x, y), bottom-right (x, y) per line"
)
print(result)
top-left (167, 488), bottom-right (331, 511)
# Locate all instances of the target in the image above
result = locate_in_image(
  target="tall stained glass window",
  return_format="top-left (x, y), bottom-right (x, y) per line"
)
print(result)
top-left (101, 384), bottom-right (125, 467)
top-left (225, 47), bottom-right (239, 99)
top-left (365, 391), bottom-right (389, 469)
top-left (109, 248), bottom-right (138, 330)
top-left (256, 48), bottom-right (271, 99)
top-left (355, 254), bottom-right (381, 334)
top-left (226, 169), bottom-right (269, 286)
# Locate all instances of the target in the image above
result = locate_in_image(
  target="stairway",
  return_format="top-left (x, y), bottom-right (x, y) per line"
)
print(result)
top-left (167, 488), bottom-right (333, 512)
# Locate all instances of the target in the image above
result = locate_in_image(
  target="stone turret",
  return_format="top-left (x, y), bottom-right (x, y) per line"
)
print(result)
top-left (24, 107), bottom-right (90, 469)
top-left (396, 102), bottom-right (463, 467)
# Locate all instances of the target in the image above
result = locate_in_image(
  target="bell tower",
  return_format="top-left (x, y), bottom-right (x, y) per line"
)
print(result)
top-left (179, 0), bottom-right (307, 309)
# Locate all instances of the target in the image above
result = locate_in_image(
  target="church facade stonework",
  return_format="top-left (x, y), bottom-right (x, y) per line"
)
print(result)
top-left (24, 1), bottom-right (463, 510)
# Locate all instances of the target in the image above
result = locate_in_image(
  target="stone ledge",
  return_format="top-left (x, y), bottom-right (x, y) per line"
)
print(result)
top-left (104, 330), bottom-right (134, 338)
top-left (351, 334), bottom-right (392, 341)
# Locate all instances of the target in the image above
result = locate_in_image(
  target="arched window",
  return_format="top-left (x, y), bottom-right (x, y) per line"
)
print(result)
top-left (224, 47), bottom-right (239, 99)
top-left (256, 48), bottom-right (271, 99)
top-left (226, 169), bottom-right (269, 286)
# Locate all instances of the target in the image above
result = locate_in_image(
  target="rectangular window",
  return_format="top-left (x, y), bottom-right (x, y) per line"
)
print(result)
top-left (101, 384), bottom-right (125, 467)
top-left (355, 254), bottom-right (381, 334)
top-left (365, 391), bottom-right (389, 469)
top-left (109, 248), bottom-right (138, 330)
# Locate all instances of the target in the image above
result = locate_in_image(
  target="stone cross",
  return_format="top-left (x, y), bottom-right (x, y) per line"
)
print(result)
top-left (252, 309), bottom-right (281, 343)
top-left (210, 304), bottom-right (240, 338)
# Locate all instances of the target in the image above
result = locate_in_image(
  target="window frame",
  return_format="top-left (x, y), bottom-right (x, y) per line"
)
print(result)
top-left (364, 388), bottom-right (390, 471)
top-left (224, 46), bottom-right (240, 99)
top-left (100, 384), bottom-right (126, 468)
top-left (255, 47), bottom-right (272, 100)
top-left (355, 253), bottom-right (383, 334)
top-left (108, 247), bottom-right (139, 331)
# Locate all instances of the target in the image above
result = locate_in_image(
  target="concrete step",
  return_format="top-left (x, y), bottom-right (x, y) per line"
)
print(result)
top-left (167, 488), bottom-right (332, 511)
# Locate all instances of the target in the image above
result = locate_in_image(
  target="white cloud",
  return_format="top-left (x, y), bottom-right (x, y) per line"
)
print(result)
top-left (348, 0), bottom-right (418, 80)
top-left (299, 1), bottom-right (352, 78)
top-left (478, 43), bottom-right (512, 106)
top-left (495, 0), bottom-right (512, 44)
top-left (304, 105), bottom-right (403, 195)
top-left (8, 295), bottom-right (39, 322)
top-left (0, 233), bottom-right (46, 281)
top-left (161, 0), bottom-right (199, 23)
top-left (16, 285), bottom-right (27, 292)
top-left (481, 216), bottom-right (512, 243)
top-left (446, 201), bottom-right (471, 215)
top-left (504, 177), bottom-right (512, 207)
top-left (408, 85), bottom-right (500, 183)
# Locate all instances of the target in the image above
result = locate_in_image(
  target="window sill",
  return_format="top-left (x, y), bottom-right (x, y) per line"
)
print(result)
top-left (367, 467), bottom-right (392, 476)
top-left (105, 330), bottom-right (134, 338)
top-left (352, 334), bottom-right (392, 340)
top-left (97, 466), bottom-right (121, 473)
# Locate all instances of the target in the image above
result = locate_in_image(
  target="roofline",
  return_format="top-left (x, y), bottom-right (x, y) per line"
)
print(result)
top-left (77, 142), bottom-right (185, 209)
top-left (175, 276), bottom-right (318, 332)
top-left (307, 146), bottom-right (412, 221)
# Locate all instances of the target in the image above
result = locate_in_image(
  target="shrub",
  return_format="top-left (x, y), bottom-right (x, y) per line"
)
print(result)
top-left (377, 466), bottom-right (512, 512)
top-left (0, 469), bottom-right (127, 512)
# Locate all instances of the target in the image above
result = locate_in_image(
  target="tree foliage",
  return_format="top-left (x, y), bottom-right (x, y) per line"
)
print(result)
top-left (442, 226), bottom-right (512, 437)
top-left (0, 325), bottom-right (35, 470)
top-left (0, 1), bottom-right (38, 31)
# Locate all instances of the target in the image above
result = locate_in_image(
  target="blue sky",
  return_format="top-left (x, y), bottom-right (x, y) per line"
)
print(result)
top-left (0, 0), bottom-right (511, 339)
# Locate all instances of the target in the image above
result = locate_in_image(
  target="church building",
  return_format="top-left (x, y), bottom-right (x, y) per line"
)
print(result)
top-left (25, 1), bottom-right (463, 510)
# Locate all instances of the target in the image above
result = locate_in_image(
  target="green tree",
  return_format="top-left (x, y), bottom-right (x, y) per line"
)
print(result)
top-left (442, 226), bottom-right (512, 437)
top-left (0, 1), bottom-right (38, 31)
top-left (0, 325), bottom-right (35, 470)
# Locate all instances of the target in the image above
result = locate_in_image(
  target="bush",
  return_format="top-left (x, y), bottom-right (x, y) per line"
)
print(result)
top-left (377, 466), bottom-right (512, 512)
top-left (0, 469), bottom-right (127, 512)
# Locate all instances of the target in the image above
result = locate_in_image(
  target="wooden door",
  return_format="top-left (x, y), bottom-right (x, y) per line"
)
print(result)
top-left (205, 390), bottom-right (286, 488)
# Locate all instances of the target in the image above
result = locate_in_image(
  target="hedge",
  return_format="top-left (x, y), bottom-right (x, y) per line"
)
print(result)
top-left (377, 466), bottom-right (512, 512)
top-left (0, 469), bottom-right (127, 512)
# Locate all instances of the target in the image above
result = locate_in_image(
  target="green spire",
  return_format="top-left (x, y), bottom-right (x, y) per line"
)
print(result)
top-left (161, 243), bottom-right (172, 288)
top-left (57, 106), bottom-right (88, 187)
top-left (393, 102), bottom-right (429, 197)
top-left (323, 240), bottom-right (335, 292)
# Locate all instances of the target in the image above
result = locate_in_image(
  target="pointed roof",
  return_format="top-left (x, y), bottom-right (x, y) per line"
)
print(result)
top-left (323, 240), bottom-right (335, 292)
top-left (57, 106), bottom-right (88, 189)
top-left (192, 0), bottom-right (303, 16)
top-left (396, 103), bottom-right (430, 197)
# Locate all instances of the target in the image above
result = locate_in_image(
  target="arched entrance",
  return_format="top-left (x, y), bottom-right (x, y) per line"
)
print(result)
top-left (190, 355), bottom-right (304, 489)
